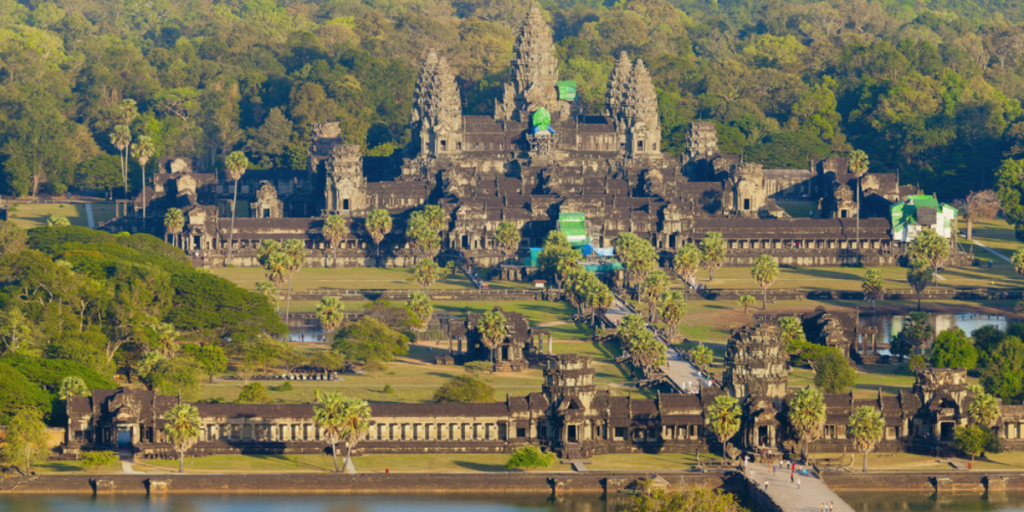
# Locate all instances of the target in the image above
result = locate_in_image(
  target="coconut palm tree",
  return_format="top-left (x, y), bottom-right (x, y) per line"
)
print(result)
top-left (638, 270), bottom-right (669, 323)
top-left (282, 239), bottom-right (306, 324)
top-left (862, 269), bottom-right (885, 310)
top-left (706, 394), bottom-right (741, 460)
top-left (365, 209), bottom-right (392, 268)
top-left (110, 124), bottom-right (132, 199)
top-left (494, 221), bottom-right (521, 263)
top-left (690, 343), bottom-right (712, 389)
top-left (630, 329), bottom-right (666, 376)
top-left (322, 215), bottom-right (349, 268)
top-left (316, 297), bottom-right (346, 340)
top-left (257, 241), bottom-right (288, 295)
top-left (132, 135), bottom-right (155, 228)
top-left (163, 403), bottom-right (201, 473)
top-left (476, 309), bottom-right (508, 366)
top-left (224, 151), bottom-right (249, 266)
top-left (164, 208), bottom-right (184, 247)
top-left (847, 405), bottom-right (884, 473)
top-left (788, 386), bottom-right (827, 461)
top-left (738, 295), bottom-right (756, 313)
top-left (751, 254), bottom-right (779, 310)
top-left (849, 149), bottom-right (869, 254)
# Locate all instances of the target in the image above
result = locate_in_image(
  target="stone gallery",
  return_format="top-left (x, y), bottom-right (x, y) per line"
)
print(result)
top-left (104, 4), bottom-right (961, 270)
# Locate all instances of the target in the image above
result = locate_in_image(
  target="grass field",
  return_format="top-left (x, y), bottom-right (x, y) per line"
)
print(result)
top-left (811, 451), bottom-right (1024, 471)
top-left (7, 201), bottom-right (116, 229)
top-left (35, 460), bottom-right (122, 474)
top-left (214, 266), bottom-right (530, 292)
top-left (134, 451), bottom-right (715, 473)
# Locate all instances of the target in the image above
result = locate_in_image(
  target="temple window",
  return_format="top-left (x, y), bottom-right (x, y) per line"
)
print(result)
top-left (614, 427), bottom-right (626, 440)
top-left (342, 199), bottom-right (349, 210)
top-left (440, 140), bottom-right (447, 151)
top-left (457, 142), bottom-right (462, 150)
top-left (638, 140), bottom-right (645, 151)
top-left (743, 198), bottom-right (750, 210)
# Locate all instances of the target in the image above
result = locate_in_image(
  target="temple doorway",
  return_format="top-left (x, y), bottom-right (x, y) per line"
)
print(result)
top-left (758, 425), bottom-right (769, 446)
top-left (117, 426), bottom-right (132, 448)
top-left (940, 422), bottom-right (955, 441)
top-left (567, 425), bottom-right (578, 443)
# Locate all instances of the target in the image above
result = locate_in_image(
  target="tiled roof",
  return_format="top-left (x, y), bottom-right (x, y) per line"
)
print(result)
top-left (370, 402), bottom-right (508, 418)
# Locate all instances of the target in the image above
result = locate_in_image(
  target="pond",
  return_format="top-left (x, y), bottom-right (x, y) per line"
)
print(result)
top-left (858, 312), bottom-right (1008, 354)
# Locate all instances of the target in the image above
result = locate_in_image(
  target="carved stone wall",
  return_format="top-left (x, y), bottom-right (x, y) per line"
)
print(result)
top-left (325, 145), bottom-right (367, 216)
top-left (723, 325), bottom-right (789, 400)
top-left (251, 181), bottom-right (284, 219)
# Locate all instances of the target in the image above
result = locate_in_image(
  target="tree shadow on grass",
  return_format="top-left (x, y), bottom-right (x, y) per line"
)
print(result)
top-left (454, 460), bottom-right (507, 472)
top-left (36, 462), bottom-right (87, 473)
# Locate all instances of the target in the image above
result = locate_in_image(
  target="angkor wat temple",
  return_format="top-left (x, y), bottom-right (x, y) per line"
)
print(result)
top-left (106, 4), bottom-right (950, 269)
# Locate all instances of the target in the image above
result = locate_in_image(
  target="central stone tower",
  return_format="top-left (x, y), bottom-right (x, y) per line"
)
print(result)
top-left (722, 324), bottom-right (789, 400)
top-left (494, 4), bottom-right (571, 123)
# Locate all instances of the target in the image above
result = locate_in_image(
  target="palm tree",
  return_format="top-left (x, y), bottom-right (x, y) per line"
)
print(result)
top-left (1012, 247), bottom-right (1024, 276)
top-left (847, 405), bottom-right (884, 473)
top-left (405, 292), bottom-right (433, 341)
top-left (164, 208), bottom-right (184, 247)
top-left (751, 254), bottom-right (779, 310)
top-left (322, 215), bottom-right (349, 268)
top-left (737, 295), bottom-right (756, 313)
top-left (338, 395), bottom-right (372, 473)
top-left (282, 239), bottom-right (306, 324)
top-left (849, 150), bottom-right (869, 256)
top-left (690, 343), bottom-right (712, 390)
top-left (907, 258), bottom-right (934, 311)
top-left (788, 386), bottom-right (827, 461)
top-left (224, 151), bottom-right (249, 266)
top-left (699, 232), bottom-right (727, 281)
top-left (862, 269), bottom-right (885, 310)
top-left (476, 309), bottom-right (508, 365)
top-left (257, 241), bottom-right (288, 302)
top-left (706, 394), bottom-right (741, 460)
top-left (673, 243), bottom-right (702, 290)
top-left (494, 221), bottom-right (522, 263)
top-left (414, 259), bottom-right (443, 292)
top-left (657, 291), bottom-right (686, 340)
top-left (47, 215), bottom-right (71, 227)
top-left (163, 403), bottom-right (202, 473)
top-left (630, 329), bottom-right (666, 376)
top-left (316, 297), bottom-right (346, 340)
top-left (365, 209), bottom-right (392, 268)
top-left (110, 124), bottom-right (132, 199)
top-left (132, 135), bottom-right (155, 229)
top-left (638, 270), bottom-right (670, 323)
top-left (968, 393), bottom-right (1001, 428)
top-left (313, 390), bottom-right (346, 472)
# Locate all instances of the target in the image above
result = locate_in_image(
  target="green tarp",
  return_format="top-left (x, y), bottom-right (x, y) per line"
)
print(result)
top-left (557, 212), bottom-right (588, 247)
top-left (531, 107), bottom-right (551, 130)
top-left (557, 81), bottom-right (577, 101)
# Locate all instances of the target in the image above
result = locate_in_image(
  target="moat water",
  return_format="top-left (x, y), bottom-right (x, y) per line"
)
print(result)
top-left (859, 312), bottom-right (1008, 354)
top-left (2, 491), bottom-right (1024, 512)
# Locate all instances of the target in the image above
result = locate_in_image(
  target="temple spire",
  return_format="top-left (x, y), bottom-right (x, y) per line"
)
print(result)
top-left (411, 49), bottom-right (463, 158)
top-left (494, 2), bottom-right (570, 122)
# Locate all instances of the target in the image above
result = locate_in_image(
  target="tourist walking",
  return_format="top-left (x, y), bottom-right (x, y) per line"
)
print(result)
top-left (771, 464), bottom-right (776, 476)
top-left (797, 478), bottom-right (801, 489)
top-left (790, 471), bottom-right (794, 483)
top-left (764, 480), bottom-right (769, 491)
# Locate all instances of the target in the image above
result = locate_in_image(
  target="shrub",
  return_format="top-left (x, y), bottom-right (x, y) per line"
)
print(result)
top-left (383, 384), bottom-right (395, 394)
top-left (272, 381), bottom-right (294, 392)
top-left (505, 445), bottom-right (556, 471)
top-left (80, 451), bottom-right (119, 471)
top-left (433, 374), bottom-right (495, 403)
top-left (237, 382), bottom-right (271, 404)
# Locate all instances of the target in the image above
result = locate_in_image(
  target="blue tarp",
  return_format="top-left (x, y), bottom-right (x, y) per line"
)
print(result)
top-left (530, 126), bottom-right (557, 135)
top-left (581, 244), bottom-right (595, 256)
top-left (593, 246), bottom-right (614, 258)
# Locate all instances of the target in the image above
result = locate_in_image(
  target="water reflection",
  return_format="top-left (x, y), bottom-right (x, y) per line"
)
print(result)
top-left (0, 494), bottom-right (633, 512)
top-left (859, 313), bottom-right (1008, 355)
top-left (838, 490), bottom-right (1024, 511)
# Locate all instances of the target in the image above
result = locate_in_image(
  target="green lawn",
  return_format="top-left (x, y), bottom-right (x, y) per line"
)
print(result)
top-left (35, 460), bottom-right (122, 474)
top-left (776, 200), bottom-right (820, 218)
top-left (215, 266), bottom-right (530, 292)
top-left (7, 201), bottom-right (116, 229)
top-left (134, 451), bottom-right (714, 473)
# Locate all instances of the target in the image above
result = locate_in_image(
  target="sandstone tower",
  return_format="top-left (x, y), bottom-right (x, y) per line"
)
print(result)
top-left (411, 49), bottom-right (463, 158)
top-left (494, 4), bottom-right (570, 123)
top-left (723, 324), bottom-right (789, 400)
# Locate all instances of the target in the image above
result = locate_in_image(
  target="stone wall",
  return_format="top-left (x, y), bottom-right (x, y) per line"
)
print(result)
top-left (0, 471), bottom-right (735, 495)
top-left (820, 470), bottom-right (1024, 492)
top-left (286, 289), bottom-right (563, 302)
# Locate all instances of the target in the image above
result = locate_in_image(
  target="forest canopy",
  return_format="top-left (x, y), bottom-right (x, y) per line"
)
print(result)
top-left (1, 0), bottom-right (1024, 200)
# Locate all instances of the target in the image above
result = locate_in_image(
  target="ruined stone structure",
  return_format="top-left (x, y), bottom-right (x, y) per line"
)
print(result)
top-left (445, 307), bottom-right (551, 372)
top-left (107, 2), bottom-right (962, 271)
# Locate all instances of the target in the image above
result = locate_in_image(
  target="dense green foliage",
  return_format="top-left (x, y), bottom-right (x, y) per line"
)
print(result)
top-left (1, 0), bottom-right (1018, 202)
top-left (813, 348), bottom-right (857, 393)
top-left (433, 374), bottom-right (495, 403)
top-left (505, 445), bottom-right (556, 471)
top-left (237, 382), bottom-right (271, 404)
top-left (930, 328), bottom-right (978, 369)
top-left (954, 424), bottom-right (1000, 461)
top-left (331, 316), bottom-right (410, 363)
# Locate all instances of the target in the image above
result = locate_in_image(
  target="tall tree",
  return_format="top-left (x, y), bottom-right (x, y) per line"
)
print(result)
top-left (282, 239), bottom-right (306, 324)
top-left (132, 135), bottom-right (155, 228)
top-left (257, 241), bottom-right (288, 305)
top-left (907, 258), bottom-right (934, 311)
top-left (414, 258), bottom-right (444, 292)
top-left (405, 292), bottom-right (433, 341)
top-left (164, 208), bottom-right (184, 247)
top-left (788, 386), bottom-right (827, 461)
top-left (365, 209), bottom-right (392, 268)
top-left (313, 390), bottom-right (370, 473)
top-left (954, 190), bottom-right (1000, 240)
top-left (750, 254), bottom-right (779, 309)
top-left (849, 149), bottom-right (869, 251)
top-left (476, 309), bottom-right (508, 365)
top-left (163, 403), bottom-right (201, 473)
top-left (1013, 246), bottom-right (1024, 276)
top-left (980, 336), bottom-right (1024, 403)
top-left (699, 232), bottom-right (727, 281)
top-left (929, 328), bottom-right (978, 369)
top-left (673, 243), bottom-right (702, 289)
top-left (1, 407), bottom-right (49, 474)
top-left (322, 215), bottom-right (349, 268)
top-left (968, 392), bottom-right (1001, 428)
top-left (494, 221), bottom-right (522, 263)
top-left (658, 291), bottom-right (687, 341)
top-left (690, 343), bottom-right (713, 389)
top-left (813, 348), bottom-right (856, 393)
top-left (706, 394), bottom-right (741, 459)
top-left (861, 269), bottom-right (885, 309)
top-left (638, 270), bottom-right (670, 322)
top-left (316, 297), bottom-right (346, 340)
top-left (847, 406), bottom-right (884, 473)
top-left (109, 124), bottom-right (132, 198)
top-left (738, 295), bottom-right (756, 313)
top-left (907, 229), bottom-right (950, 281)
top-left (224, 150), bottom-right (249, 266)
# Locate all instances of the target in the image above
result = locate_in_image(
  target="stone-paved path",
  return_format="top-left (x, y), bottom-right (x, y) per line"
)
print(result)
top-left (604, 297), bottom-right (703, 392)
top-left (742, 463), bottom-right (853, 512)
top-left (85, 203), bottom-right (95, 228)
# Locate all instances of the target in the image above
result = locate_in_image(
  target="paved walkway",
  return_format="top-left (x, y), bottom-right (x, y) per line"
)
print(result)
top-left (604, 297), bottom-right (703, 392)
top-left (119, 448), bottom-right (136, 474)
top-left (84, 203), bottom-right (95, 228)
top-left (742, 463), bottom-right (853, 512)
top-left (972, 239), bottom-right (1012, 263)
